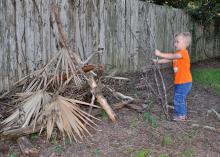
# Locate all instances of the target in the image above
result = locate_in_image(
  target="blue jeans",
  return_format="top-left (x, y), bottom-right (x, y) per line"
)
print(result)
top-left (173, 82), bottom-right (192, 116)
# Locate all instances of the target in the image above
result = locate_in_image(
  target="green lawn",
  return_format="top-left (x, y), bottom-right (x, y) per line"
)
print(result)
top-left (192, 69), bottom-right (220, 93)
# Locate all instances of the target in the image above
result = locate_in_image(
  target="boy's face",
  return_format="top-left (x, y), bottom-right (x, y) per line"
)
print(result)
top-left (174, 36), bottom-right (188, 50)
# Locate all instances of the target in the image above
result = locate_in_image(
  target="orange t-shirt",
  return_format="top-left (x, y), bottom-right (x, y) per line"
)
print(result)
top-left (172, 49), bottom-right (192, 84)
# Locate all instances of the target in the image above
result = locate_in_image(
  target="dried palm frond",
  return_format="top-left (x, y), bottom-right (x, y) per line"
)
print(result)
top-left (1, 91), bottom-right (100, 142)
top-left (1, 90), bottom-right (52, 129)
top-left (38, 95), bottom-right (100, 142)
top-left (5, 46), bottom-right (85, 95)
top-left (50, 48), bottom-right (85, 88)
top-left (23, 72), bottom-right (49, 93)
top-left (9, 52), bottom-right (61, 92)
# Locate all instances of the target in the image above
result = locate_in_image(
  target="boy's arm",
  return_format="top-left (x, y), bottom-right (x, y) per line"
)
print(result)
top-left (155, 49), bottom-right (182, 60)
top-left (152, 59), bottom-right (172, 64)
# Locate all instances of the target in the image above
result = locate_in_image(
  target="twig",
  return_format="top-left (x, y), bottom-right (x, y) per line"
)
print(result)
top-left (17, 136), bottom-right (39, 156)
top-left (88, 92), bottom-right (96, 115)
top-left (105, 76), bottom-right (130, 81)
top-left (167, 84), bottom-right (174, 92)
top-left (191, 123), bottom-right (220, 132)
top-left (144, 14), bottom-right (169, 119)
top-left (167, 105), bottom-right (174, 109)
top-left (156, 63), bottom-right (169, 117)
top-left (0, 125), bottom-right (43, 140)
top-left (121, 7), bottom-right (170, 119)
top-left (142, 74), bottom-right (157, 97)
top-left (152, 65), bottom-right (169, 118)
top-left (81, 51), bottom-right (101, 66)
top-left (207, 109), bottom-right (220, 121)
top-left (112, 100), bottom-right (134, 110)
top-left (106, 86), bottom-right (134, 101)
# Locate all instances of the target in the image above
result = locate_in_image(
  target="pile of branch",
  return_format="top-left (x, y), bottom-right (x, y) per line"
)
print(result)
top-left (122, 10), bottom-right (170, 120)
top-left (141, 65), bottom-right (170, 120)
top-left (0, 5), bottom-right (133, 147)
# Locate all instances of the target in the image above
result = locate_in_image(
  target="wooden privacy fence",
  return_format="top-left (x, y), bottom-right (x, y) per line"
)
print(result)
top-left (0, 0), bottom-right (219, 92)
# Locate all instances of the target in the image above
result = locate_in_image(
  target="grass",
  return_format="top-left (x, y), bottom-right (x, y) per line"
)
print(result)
top-left (130, 115), bottom-right (138, 128)
top-left (64, 137), bottom-right (71, 145)
top-left (95, 148), bottom-right (101, 155)
top-left (143, 112), bottom-right (158, 128)
top-left (192, 69), bottom-right (220, 93)
top-left (161, 135), bottom-right (172, 147)
top-left (9, 152), bottom-right (16, 157)
top-left (136, 149), bottom-right (152, 157)
top-left (181, 148), bottom-right (195, 157)
top-left (50, 132), bottom-right (58, 144)
top-left (8, 145), bottom-right (17, 157)
top-left (100, 110), bottom-right (108, 121)
top-left (30, 133), bottom-right (39, 141)
top-left (55, 144), bottom-right (63, 154)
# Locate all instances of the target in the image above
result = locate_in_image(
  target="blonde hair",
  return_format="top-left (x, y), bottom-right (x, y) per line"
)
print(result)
top-left (175, 32), bottom-right (192, 47)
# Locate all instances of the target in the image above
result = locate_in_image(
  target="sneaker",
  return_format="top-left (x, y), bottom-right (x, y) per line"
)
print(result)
top-left (172, 115), bottom-right (187, 121)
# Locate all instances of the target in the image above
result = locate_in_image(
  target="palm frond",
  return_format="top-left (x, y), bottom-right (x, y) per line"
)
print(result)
top-left (1, 91), bottom-right (99, 142)
top-left (38, 95), bottom-right (99, 142)
top-left (1, 91), bottom-right (52, 128)
top-left (52, 48), bottom-right (85, 88)
top-left (8, 48), bottom-right (85, 94)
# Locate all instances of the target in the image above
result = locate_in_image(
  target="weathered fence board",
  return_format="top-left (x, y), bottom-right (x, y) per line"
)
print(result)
top-left (0, 0), bottom-right (219, 92)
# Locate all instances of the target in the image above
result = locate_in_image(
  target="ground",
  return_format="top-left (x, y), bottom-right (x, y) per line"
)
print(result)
top-left (0, 58), bottom-right (220, 157)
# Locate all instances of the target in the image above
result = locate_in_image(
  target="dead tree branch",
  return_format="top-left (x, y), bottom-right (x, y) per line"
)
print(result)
top-left (207, 109), bottom-right (220, 121)
top-left (52, 5), bottom-right (117, 122)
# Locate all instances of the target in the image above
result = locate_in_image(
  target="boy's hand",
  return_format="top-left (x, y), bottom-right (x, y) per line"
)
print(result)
top-left (155, 49), bottom-right (161, 57)
top-left (152, 58), bottom-right (158, 64)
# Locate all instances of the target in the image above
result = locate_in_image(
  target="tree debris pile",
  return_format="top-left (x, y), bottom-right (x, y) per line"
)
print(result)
top-left (0, 5), bottom-right (134, 143)
top-left (0, 4), bottom-right (171, 151)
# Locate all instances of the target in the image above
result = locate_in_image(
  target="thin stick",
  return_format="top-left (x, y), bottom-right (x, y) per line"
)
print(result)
top-left (122, 10), bottom-right (169, 119)
top-left (144, 15), bottom-right (169, 119)
top-left (207, 109), bottom-right (220, 121)
top-left (88, 93), bottom-right (96, 115)
top-left (153, 65), bottom-right (168, 118)
top-left (141, 74), bottom-right (157, 97)
top-left (106, 86), bottom-right (134, 101)
top-left (192, 123), bottom-right (219, 132)
top-left (156, 63), bottom-right (169, 117)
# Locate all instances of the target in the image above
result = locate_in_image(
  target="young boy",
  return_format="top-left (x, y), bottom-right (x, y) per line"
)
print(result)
top-left (154, 32), bottom-right (192, 121)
